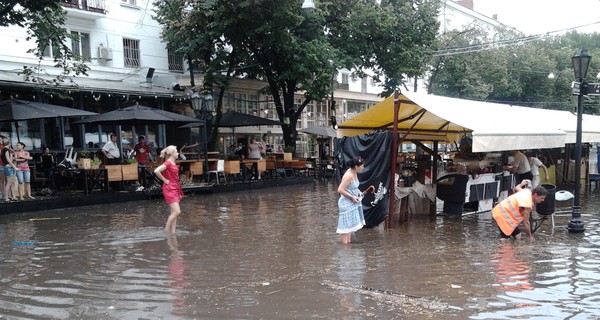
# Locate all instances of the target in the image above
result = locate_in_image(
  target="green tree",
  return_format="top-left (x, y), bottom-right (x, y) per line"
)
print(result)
top-left (154, 0), bottom-right (241, 149)
top-left (154, 0), bottom-right (439, 150)
top-left (1, 0), bottom-right (89, 85)
top-left (429, 27), bottom-right (600, 115)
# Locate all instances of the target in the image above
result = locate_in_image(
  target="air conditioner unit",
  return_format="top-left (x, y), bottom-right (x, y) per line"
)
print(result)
top-left (98, 46), bottom-right (113, 61)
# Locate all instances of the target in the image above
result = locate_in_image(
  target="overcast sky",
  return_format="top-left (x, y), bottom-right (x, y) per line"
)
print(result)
top-left (473, 0), bottom-right (600, 35)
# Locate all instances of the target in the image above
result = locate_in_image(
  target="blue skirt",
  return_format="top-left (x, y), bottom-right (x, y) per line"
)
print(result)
top-left (337, 196), bottom-right (365, 234)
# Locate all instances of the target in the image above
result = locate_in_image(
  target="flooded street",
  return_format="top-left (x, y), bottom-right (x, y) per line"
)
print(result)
top-left (1, 180), bottom-right (600, 319)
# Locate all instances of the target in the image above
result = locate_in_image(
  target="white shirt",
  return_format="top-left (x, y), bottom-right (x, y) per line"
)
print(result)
top-left (512, 151), bottom-right (531, 174)
top-left (529, 157), bottom-right (543, 176)
top-left (102, 140), bottom-right (120, 159)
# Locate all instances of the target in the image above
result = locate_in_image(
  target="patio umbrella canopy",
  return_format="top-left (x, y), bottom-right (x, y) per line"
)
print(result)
top-left (75, 104), bottom-right (202, 126)
top-left (0, 99), bottom-right (98, 142)
top-left (216, 111), bottom-right (282, 127)
top-left (299, 126), bottom-right (337, 138)
top-left (0, 99), bottom-right (97, 121)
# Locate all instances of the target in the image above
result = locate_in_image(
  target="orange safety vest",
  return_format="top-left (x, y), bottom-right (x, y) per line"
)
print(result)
top-left (492, 189), bottom-right (532, 236)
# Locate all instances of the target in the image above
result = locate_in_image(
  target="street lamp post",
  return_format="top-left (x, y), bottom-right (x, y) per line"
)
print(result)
top-left (568, 49), bottom-right (591, 233)
top-left (191, 89), bottom-right (214, 180)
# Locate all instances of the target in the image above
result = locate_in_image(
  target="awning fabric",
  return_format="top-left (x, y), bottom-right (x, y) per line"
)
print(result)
top-left (338, 91), bottom-right (600, 152)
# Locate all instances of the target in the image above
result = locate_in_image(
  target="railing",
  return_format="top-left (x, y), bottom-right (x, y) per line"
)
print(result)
top-left (62, 0), bottom-right (106, 13)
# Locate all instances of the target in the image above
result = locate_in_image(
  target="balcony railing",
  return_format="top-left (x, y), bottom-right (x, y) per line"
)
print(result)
top-left (62, 0), bottom-right (106, 14)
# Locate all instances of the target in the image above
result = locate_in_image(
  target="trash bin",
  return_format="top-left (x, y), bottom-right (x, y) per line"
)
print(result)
top-left (536, 184), bottom-right (556, 216)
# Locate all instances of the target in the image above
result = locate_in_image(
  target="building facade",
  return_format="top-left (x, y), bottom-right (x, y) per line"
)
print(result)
top-left (0, 0), bottom-right (509, 158)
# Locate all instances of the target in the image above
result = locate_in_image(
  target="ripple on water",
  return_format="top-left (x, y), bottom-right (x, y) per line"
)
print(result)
top-left (1, 181), bottom-right (600, 319)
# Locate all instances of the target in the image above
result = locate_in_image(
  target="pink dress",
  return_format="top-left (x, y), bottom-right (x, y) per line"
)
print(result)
top-left (161, 161), bottom-right (183, 204)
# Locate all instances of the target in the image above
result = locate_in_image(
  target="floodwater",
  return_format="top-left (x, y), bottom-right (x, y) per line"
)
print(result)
top-left (1, 180), bottom-right (599, 319)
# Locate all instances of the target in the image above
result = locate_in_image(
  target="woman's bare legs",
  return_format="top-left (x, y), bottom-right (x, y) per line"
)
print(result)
top-left (165, 202), bottom-right (181, 234)
top-left (340, 233), bottom-right (351, 244)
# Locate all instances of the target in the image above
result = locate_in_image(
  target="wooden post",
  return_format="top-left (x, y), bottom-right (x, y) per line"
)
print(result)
top-left (387, 91), bottom-right (401, 229)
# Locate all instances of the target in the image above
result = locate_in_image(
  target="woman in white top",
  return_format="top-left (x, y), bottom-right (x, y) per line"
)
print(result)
top-left (247, 137), bottom-right (264, 180)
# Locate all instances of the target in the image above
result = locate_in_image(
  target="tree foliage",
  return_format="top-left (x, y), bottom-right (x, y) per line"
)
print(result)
top-left (154, 0), bottom-right (440, 150)
top-left (1, 0), bottom-right (89, 86)
top-left (428, 27), bottom-right (600, 114)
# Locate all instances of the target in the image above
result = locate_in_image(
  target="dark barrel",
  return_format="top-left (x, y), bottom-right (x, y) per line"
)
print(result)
top-left (536, 184), bottom-right (556, 215)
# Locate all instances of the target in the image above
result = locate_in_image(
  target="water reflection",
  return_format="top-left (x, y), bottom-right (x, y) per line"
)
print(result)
top-left (335, 246), bottom-right (366, 317)
top-left (490, 243), bottom-right (533, 293)
top-left (0, 182), bottom-right (598, 319)
top-left (166, 235), bottom-right (187, 315)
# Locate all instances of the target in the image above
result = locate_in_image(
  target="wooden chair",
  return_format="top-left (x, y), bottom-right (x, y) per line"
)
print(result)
top-left (291, 159), bottom-right (308, 176)
top-left (265, 157), bottom-right (278, 178)
top-left (189, 161), bottom-right (204, 180)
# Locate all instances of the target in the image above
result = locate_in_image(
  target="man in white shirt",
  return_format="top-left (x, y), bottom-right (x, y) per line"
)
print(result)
top-left (102, 133), bottom-right (120, 165)
top-left (503, 150), bottom-right (532, 184)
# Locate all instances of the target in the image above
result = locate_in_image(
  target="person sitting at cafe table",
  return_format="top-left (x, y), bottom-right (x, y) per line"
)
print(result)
top-left (247, 137), bottom-right (265, 180)
top-left (234, 143), bottom-right (245, 159)
top-left (102, 133), bottom-right (120, 165)
top-left (40, 147), bottom-right (55, 182)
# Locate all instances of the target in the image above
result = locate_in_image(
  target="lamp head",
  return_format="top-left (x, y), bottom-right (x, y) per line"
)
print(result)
top-left (572, 48), bottom-right (592, 80)
top-left (302, 0), bottom-right (315, 10)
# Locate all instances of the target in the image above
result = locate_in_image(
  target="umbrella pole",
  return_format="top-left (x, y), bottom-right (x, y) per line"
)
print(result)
top-left (203, 124), bottom-right (208, 181)
top-left (13, 121), bottom-right (21, 143)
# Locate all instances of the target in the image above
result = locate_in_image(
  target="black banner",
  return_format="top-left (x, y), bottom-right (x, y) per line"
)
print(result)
top-left (335, 131), bottom-right (392, 228)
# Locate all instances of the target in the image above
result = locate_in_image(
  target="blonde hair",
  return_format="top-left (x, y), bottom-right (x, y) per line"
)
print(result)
top-left (160, 145), bottom-right (177, 159)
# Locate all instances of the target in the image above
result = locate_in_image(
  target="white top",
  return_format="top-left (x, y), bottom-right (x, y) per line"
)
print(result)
top-left (102, 140), bottom-right (120, 159)
top-left (512, 151), bottom-right (531, 174)
top-left (248, 142), bottom-right (263, 159)
top-left (529, 157), bottom-right (543, 176)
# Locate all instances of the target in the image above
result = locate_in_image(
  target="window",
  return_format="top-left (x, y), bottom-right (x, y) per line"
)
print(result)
top-left (361, 77), bottom-right (368, 93)
top-left (168, 48), bottom-right (184, 73)
top-left (123, 38), bottom-right (140, 68)
top-left (71, 31), bottom-right (91, 60)
top-left (341, 73), bottom-right (349, 84)
top-left (121, 0), bottom-right (137, 5)
top-left (42, 41), bottom-right (60, 59)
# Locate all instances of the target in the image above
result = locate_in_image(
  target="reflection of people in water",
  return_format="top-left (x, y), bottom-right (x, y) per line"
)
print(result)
top-left (167, 235), bottom-right (187, 313)
top-left (490, 243), bottom-right (533, 293)
top-left (335, 247), bottom-right (366, 313)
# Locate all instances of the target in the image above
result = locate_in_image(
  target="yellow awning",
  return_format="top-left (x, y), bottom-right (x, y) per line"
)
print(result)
top-left (337, 91), bottom-right (593, 152)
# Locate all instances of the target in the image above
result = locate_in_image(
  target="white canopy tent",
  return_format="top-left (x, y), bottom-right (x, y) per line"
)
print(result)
top-left (338, 91), bottom-right (600, 152)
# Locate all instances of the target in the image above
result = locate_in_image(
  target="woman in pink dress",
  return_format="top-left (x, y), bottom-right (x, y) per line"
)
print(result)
top-left (154, 145), bottom-right (184, 233)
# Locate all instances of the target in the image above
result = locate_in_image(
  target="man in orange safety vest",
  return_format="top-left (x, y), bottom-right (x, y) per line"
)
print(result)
top-left (492, 179), bottom-right (548, 240)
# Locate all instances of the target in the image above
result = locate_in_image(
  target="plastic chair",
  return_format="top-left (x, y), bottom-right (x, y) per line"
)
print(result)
top-left (208, 159), bottom-right (227, 184)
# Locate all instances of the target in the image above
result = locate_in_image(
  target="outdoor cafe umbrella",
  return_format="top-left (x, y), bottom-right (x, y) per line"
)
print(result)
top-left (74, 103), bottom-right (202, 126)
top-left (180, 110), bottom-right (283, 140)
top-left (0, 99), bottom-right (98, 142)
top-left (299, 126), bottom-right (337, 138)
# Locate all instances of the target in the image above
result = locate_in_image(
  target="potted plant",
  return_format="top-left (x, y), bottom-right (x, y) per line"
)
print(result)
top-left (78, 151), bottom-right (91, 158)
top-left (283, 146), bottom-right (295, 161)
top-left (90, 158), bottom-right (102, 169)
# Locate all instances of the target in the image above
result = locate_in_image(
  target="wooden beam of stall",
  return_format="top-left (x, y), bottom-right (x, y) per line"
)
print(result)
top-left (387, 91), bottom-right (401, 229)
top-left (410, 140), bottom-right (442, 162)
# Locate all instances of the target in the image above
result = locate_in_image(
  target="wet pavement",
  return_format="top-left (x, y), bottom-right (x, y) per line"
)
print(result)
top-left (1, 180), bottom-right (599, 319)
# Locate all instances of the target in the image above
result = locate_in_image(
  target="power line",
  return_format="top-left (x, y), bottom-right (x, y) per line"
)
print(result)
top-left (433, 20), bottom-right (600, 57)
